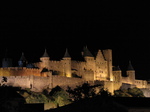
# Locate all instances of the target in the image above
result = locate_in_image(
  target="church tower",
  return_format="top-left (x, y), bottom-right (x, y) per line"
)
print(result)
top-left (40, 49), bottom-right (50, 69)
top-left (63, 48), bottom-right (71, 77)
top-left (18, 52), bottom-right (27, 67)
top-left (126, 61), bottom-right (135, 84)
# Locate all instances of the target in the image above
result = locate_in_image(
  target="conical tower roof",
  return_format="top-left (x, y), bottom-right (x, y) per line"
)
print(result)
top-left (83, 46), bottom-right (93, 57)
top-left (42, 49), bottom-right (49, 57)
top-left (19, 52), bottom-right (26, 61)
top-left (18, 52), bottom-right (27, 67)
top-left (127, 61), bottom-right (134, 71)
top-left (63, 48), bottom-right (71, 58)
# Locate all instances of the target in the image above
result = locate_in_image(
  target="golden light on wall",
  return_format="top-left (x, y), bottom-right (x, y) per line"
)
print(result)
top-left (110, 78), bottom-right (113, 81)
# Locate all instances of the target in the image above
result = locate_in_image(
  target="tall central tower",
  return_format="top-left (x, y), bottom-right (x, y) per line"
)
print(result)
top-left (103, 49), bottom-right (113, 81)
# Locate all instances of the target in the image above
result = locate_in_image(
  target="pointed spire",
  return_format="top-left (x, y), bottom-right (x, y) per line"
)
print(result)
top-left (19, 52), bottom-right (26, 61)
top-left (42, 49), bottom-right (49, 57)
top-left (63, 48), bottom-right (71, 58)
top-left (18, 52), bottom-right (27, 67)
top-left (83, 46), bottom-right (93, 57)
top-left (127, 61), bottom-right (134, 71)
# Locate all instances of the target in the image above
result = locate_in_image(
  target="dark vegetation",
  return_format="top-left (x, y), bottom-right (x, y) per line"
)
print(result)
top-left (0, 78), bottom-right (146, 112)
top-left (114, 87), bottom-right (145, 97)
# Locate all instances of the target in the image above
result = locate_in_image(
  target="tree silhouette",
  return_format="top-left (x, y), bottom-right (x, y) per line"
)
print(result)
top-left (49, 86), bottom-right (71, 107)
top-left (114, 87), bottom-right (145, 97)
top-left (99, 88), bottom-right (112, 97)
top-left (0, 77), bottom-right (7, 86)
top-left (66, 82), bottom-right (103, 101)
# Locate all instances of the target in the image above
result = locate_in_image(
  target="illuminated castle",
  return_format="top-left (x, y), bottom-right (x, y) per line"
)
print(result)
top-left (0, 47), bottom-right (150, 96)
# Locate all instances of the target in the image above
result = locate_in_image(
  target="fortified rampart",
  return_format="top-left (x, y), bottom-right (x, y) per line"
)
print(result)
top-left (122, 76), bottom-right (130, 84)
top-left (0, 67), bottom-right (42, 77)
top-left (82, 70), bottom-right (94, 81)
top-left (101, 81), bottom-right (120, 94)
top-left (0, 76), bottom-right (30, 88)
top-left (52, 75), bottom-right (85, 89)
top-left (0, 75), bottom-right (52, 92)
top-left (0, 47), bottom-right (150, 96)
top-left (135, 79), bottom-right (148, 88)
top-left (32, 76), bottom-right (52, 91)
top-left (0, 73), bottom-right (85, 92)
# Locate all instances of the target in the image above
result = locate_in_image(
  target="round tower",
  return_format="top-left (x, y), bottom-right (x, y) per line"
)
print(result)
top-left (126, 61), bottom-right (135, 84)
top-left (40, 49), bottom-right (50, 68)
top-left (62, 48), bottom-right (71, 77)
top-left (83, 46), bottom-right (94, 62)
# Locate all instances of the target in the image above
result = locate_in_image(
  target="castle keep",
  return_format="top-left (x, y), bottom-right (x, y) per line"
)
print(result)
top-left (0, 47), bottom-right (150, 96)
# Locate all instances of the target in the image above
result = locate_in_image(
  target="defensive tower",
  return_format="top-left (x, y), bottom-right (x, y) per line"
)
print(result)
top-left (63, 48), bottom-right (71, 77)
top-left (126, 61), bottom-right (135, 84)
top-left (40, 49), bottom-right (50, 68)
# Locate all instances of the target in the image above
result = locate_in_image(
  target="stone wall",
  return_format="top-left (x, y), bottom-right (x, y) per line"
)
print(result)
top-left (0, 75), bottom-right (52, 92)
top-left (0, 67), bottom-right (42, 77)
top-left (135, 79), bottom-right (148, 88)
top-left (71, 61), bottom-right (86, 77)
top-left (32, 76), bottom-right (51, 92)
top-left (0, 76), bottom-right (30, 88)
top-left (120, 83), bottom-right (136, 90)
top-left (140, 88), bottom-right (150, 97)
top-left (52, 75), bottom-right (85, 89)
top-left (82, 70), bottom-right (94, 81)
top-left (122, 76), bottom-right (129, 83)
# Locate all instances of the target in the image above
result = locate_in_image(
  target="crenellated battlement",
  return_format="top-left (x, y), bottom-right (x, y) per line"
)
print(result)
top-left (0, 67), bottom-right (43, 77)
top-left (1, 47), bottom-right (149, 96)
top-left (50, 60), bottom-right (62, 65)
top-left (0, 67), bottom-right (40, 70)
top-left (51, 60), bottom-right (62, 63)
top-left (72, 60), bottom-right (85, 63)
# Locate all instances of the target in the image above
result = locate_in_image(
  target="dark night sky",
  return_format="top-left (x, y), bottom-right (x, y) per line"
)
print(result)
top-left (0, 1), bottom-right (150, 80)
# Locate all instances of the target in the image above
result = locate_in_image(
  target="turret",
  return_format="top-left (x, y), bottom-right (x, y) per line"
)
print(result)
top-left (40, 49), bottom-right (50, 61)
top-left (126, 61), bottom-right (135, 84)
top-left (63, 48), bottom-right (71, 60)
top-left (63, 48), bottom-right (71, 77)
top-left (82, 46), bottom-right (94, 61)
top-left (127, 61), bottom-right (134, 71)
top-left (18, 52), bottom-right (27, 67)
top-left (40, 49), bottom-right (50, 68)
